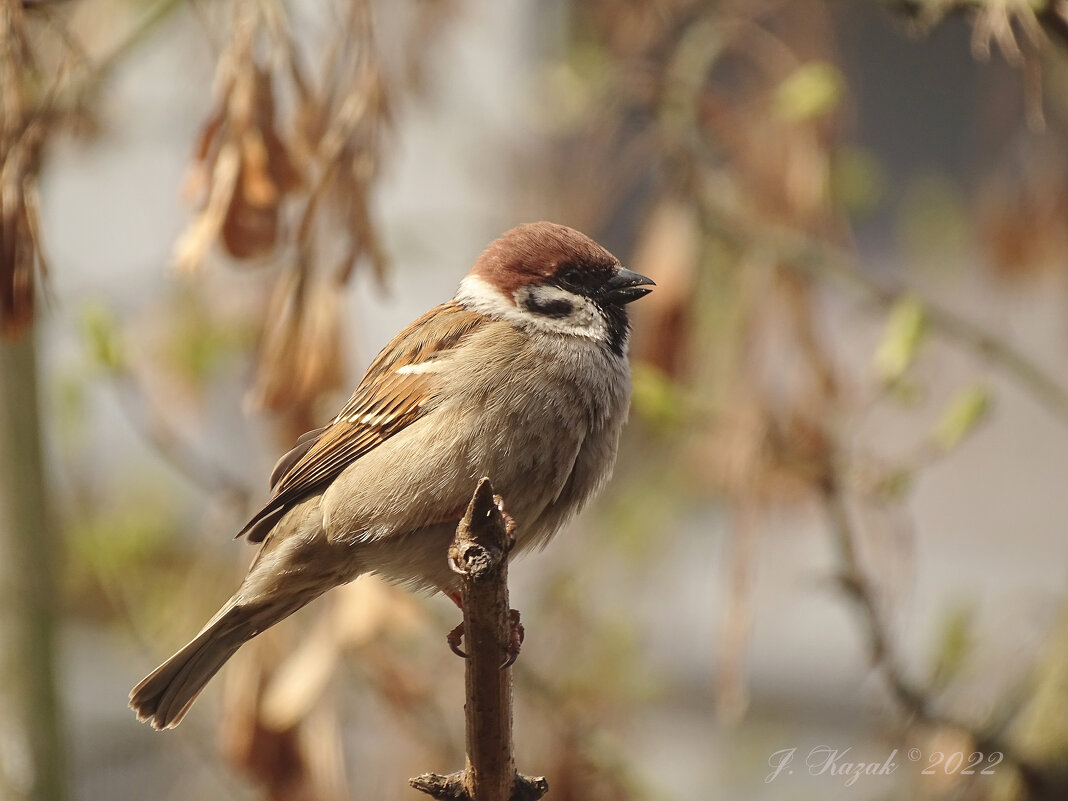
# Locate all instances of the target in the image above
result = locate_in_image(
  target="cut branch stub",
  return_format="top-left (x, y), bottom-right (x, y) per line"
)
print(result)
top-left (450, 476), bottom-right (512, 577)
top-left (410, 477), bottom-right (547, 801)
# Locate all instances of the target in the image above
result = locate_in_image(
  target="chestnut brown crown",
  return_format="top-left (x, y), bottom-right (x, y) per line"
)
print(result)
top-left (471, 222), bottom-right (622, 294)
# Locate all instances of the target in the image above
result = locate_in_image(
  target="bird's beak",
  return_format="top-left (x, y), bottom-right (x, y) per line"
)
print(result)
top-left (602, 268), bottom-right (655, 304)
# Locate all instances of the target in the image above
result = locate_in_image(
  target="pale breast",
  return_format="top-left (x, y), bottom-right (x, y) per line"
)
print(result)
top-left (448, 327), bottom-right (631, 550)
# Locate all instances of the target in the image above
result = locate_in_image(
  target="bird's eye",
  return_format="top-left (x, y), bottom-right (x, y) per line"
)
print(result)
top-left (555, 263), bottom-right (589, 292)
top-left (556, 264), bottom-right (583, 286)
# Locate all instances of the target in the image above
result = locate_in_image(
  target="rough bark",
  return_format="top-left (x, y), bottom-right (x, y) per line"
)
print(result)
top-left (410, 478), bottom-right (547, 801)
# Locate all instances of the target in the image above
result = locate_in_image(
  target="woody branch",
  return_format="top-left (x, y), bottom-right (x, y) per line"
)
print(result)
top-left (410, 477), bottom-right (547, 801)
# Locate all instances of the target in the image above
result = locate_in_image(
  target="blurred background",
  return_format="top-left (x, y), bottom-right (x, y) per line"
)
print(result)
top-left (3, 0), bottom-right (1068, 799)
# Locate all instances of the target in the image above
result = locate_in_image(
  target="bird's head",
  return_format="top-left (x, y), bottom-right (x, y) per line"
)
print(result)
top-left (458, 221), bottom-right (654, 355)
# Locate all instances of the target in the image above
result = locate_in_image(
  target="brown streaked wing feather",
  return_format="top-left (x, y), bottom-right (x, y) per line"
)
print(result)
top-left (241, 505), bottom-right (287, 545)
top-left (238, 303), bottom-right (486, 542)
top-left (272, 374), bottom-right (428, 498)
top-left (268, 426), bottom-right (326, 490)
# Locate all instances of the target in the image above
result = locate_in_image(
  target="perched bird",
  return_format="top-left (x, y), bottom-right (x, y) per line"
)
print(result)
top-left (129, 221), bottom-right (653, 729)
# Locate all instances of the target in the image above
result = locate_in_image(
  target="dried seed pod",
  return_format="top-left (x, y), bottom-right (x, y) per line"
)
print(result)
top-left (247, 265), bottom-right (343, 414)
top-left (0, 180), bottom-right (40, 339)
top-left (0, 4), bottom-right (48, 340)
top-left (175, 24), bottom-right (304, 268)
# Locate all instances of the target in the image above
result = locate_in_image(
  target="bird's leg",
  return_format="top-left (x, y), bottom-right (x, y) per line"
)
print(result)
top-left (446, 591), bottom-right (468, 659)
top-left (444, 592), bottom-right (525, 669)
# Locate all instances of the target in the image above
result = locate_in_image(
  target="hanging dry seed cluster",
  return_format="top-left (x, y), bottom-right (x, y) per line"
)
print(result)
top-left (176, 0), bottom-right (391, 418)
top-left (0, 1), bottom-right (48, 340)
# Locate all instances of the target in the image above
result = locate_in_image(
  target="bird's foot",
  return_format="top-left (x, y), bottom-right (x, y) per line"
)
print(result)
top-left (445, 608), bottom-right (525, 669)
top-left (447, 619), bottom-right (467, 659)
top-left (502, 609), bottom-right (524, 668)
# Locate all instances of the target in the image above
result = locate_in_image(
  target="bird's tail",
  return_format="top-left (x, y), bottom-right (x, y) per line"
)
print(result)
top-left (129, 595), bottom-right (302, 730)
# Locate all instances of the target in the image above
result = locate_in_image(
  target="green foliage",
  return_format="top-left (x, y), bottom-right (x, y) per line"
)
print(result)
top-left (161, 289), bottom-right (252, 388)
top-left (63, 475), bottom-right (186, 621)
top-left (81, 302), bottom-right (124, 373)
top-left (600, 459), bottom-right (694, 562)
top-left (934, 385), bottom-right (992, 451)
top-left (630, 363), bottom-right (690, 430)
top-left (874, 296), bottom-right (926, 384)
top-left (53, 370), bottom-right (89, 449)
top-left (537, 574), bottom-right (661, 708)
top-left (1003, 610), bottom-right (1068, 796)
top-left (897, 174), bottom-right (969, 260)
top-left (773, 61), bottom-right (844, 122)
top-left (68, 479), bottom-right (173, 572)
top-left (928, 601), bottom-right (977, 691)
top-left (831, 146), bottom-right (887, 217)
top-left (874, 468), bottom-right (915, 502)
top-left (539, 41), bottom-right (612, 132)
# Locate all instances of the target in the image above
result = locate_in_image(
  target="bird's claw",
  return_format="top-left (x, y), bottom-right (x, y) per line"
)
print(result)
top-left (447, 620), bottom-right (467, 658)
top-left (492, 495), bottom-right (518, 545)
top-left (501, 609), bottom-right (524, 669)
top-left (445, 609), bottom-right (525, 669)
top-left (447, 547), bottom-right (465, 576)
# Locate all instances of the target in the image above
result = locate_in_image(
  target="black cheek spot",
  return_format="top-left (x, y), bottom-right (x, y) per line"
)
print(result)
top-left (524, 296), bottom-right (574, 318)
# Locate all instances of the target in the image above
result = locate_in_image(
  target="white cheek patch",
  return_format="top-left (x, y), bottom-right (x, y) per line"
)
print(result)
top-left (456, 275), bottom-right (608, 342)
top-left (520, 284), bottom-right (578, 317)
top-left (515, 284), bottom-right (602, 332)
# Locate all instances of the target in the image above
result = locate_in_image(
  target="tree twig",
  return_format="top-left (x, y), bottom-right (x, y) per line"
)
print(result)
top-left (696, 194), bottom-right (1068, 428)
top-left (410, 477), bottom-right (548, 801)
top-left (109, 371), bottom-right (252, 504)
top-left (818, 471), bottom-right (1046, 795)
top-left (807, 251), bottom-right (1068, 427)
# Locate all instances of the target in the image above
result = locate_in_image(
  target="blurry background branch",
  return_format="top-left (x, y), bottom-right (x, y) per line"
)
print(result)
top-left (819, 469), bottom-right (1047, 796)
top-left (696, 204), bottom-right (1068, 428)
top-left (0, 333), bottom-right (66, 801)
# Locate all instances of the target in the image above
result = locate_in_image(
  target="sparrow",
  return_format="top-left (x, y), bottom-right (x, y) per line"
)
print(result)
top-left (129, 221), bottom-right (653, 729)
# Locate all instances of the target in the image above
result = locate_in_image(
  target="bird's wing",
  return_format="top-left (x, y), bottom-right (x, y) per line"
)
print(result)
top-left (238, 301), bottom-right (487, 542)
